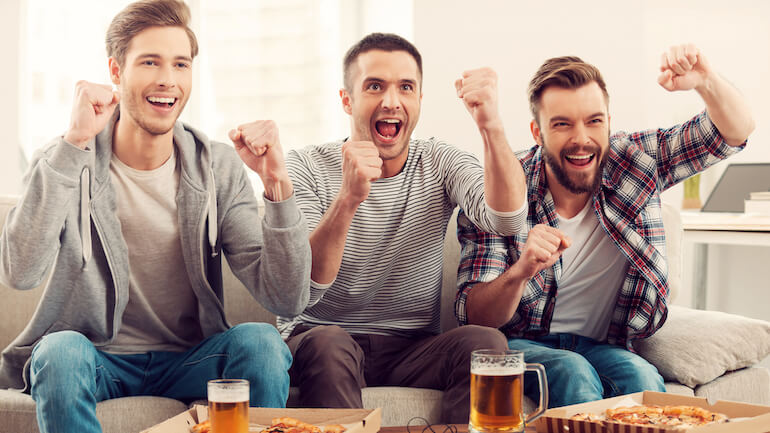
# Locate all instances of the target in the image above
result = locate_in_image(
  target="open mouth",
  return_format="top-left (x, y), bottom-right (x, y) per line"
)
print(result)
top-left (147, 96), bottom-right (177, 108)
top-left (565, 153), bottom-right (595, 167)
top-left (374, 119), bottom-right (402, 140)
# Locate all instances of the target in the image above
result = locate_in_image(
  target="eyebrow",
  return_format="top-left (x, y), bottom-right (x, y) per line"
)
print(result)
top-left (136, 53), bottom-right (193, 63)
top-left (549, 112), bottom-right (606, 123)
top-left (362, 77), bottom-right (418, 86)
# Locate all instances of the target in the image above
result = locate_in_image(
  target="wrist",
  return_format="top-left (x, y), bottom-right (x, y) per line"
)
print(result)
top-left (694, 70), bottom-right (719, 97)
top-left (478, 119), bottom-right (505, 136)
top-left (335, 190), bottom-right (363, 212)
top-left (262, 173), bottom-right (293, 202)
top-left (63, 131), bottom-right (90, 150)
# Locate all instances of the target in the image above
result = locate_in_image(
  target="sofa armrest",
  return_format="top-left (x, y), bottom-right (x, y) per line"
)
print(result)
top-left (635, 306), bottom-right (770, 387)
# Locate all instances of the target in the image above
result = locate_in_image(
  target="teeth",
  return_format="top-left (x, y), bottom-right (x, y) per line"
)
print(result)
top-left (381, 119), bottom-right (400, 124)
top-left (147, 96), bottom-right (175, 104)
top-left (566, 154), bottom-right (593, 160)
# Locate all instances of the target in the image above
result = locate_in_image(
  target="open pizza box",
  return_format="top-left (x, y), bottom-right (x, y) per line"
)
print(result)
top-left (141, 406), bottom-right (381, 433)
top-left (533, 391), bottom-right (770, 433)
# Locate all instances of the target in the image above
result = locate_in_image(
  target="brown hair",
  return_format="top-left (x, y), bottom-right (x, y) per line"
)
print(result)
top-left (527, 56), bottom-right (608, 125)
top-left (343, 33), bottom-right (423, 91)
top-left (106, 0), bottom-right (199, 66)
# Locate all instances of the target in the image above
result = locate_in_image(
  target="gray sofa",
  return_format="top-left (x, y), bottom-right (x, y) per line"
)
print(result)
top-left (1, 195), bottom-right (769, 432)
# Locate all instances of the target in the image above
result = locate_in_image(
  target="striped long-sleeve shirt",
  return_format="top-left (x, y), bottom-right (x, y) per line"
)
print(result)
top-left (279, 138), bottom-right (526, 338)
top-left (455, 111), bottom-right (745, 349)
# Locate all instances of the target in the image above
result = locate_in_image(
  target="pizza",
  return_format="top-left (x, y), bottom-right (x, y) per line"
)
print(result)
top-left (190, 416), bottom-right (347, 433)
top-left (571, 404), bottom-right (728, 429)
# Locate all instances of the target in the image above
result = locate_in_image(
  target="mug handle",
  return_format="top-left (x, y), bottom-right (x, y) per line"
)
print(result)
top-left (524, 363), bottom-right (548, 425)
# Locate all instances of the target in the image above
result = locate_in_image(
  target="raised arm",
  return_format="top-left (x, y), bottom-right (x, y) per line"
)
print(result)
top-left (455, 68), bottom-right (527, 212)
top-left (456, 212), bottom-right (570, 328)
top-left (657, 44), bottom-right (754, 146)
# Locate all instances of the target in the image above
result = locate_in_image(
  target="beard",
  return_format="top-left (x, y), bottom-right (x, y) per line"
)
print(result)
top-left (541, 133), bottom-right (608, 194)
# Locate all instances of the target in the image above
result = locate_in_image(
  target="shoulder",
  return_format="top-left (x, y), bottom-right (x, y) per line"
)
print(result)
top-left (287, 141), bottom-right (344, 170)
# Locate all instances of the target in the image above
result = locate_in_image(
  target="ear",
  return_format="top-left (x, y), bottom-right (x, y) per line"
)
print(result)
top-left (108, 57), bottom-right (121, 85)
top-left (530, 120), bottom-right (543, 146)
top-left (340, 88), bottom-right (353, 115)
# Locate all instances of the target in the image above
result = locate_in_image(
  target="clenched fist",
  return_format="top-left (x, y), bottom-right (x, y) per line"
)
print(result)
top-left (339, 140), bottom-right (382, 206)
top-left (229, 120), bottom-right (292, 201)
top-left (64, 81), bottom-right (120, 149)
top-left (657, 43), bottom-right (713, 92)
top-left (513, 224), bottom-right (571, 280)
top-left (455, 67), bottom-right (503, 131)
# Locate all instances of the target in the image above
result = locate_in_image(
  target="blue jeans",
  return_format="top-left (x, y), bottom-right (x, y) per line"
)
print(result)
top-left (508, 334), bottom-right (665, 408)
top-left (29, 323), bottom-right (291, 433)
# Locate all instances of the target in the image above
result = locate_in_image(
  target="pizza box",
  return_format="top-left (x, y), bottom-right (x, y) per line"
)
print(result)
top-left (533, 391), bottom-right (770, 433)
top-left (141, 406), bottom-right (381, 433)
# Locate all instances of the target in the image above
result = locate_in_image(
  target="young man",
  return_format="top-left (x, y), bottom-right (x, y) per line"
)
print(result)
top-left (456, 44), bottom-right (754, 408)
top-left (277, 33), bottom-right (527, 423)
top-left (0, 1), bottom-right (310, 432)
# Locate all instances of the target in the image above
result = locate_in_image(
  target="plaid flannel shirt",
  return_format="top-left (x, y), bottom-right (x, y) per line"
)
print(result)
top-left (456, 110), bottom-right (745, 349)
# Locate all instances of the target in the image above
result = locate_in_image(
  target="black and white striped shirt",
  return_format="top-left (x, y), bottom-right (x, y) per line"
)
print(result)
top-left (279, 138), bottom-right (526, 338)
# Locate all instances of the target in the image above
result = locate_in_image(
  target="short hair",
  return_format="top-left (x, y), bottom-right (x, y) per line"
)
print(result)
top-left (343, 33), bottom-right (423, 91)
top-left (106, 0), bottom-right (199, 66)
top-left (527, 56), bottom-right (609, 125)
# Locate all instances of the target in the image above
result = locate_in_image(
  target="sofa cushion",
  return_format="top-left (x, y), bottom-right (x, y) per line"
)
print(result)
top-left (635, 306), bottom-right (770, 387)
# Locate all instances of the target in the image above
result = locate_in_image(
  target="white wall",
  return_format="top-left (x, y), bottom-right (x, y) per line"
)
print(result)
top-left (413, 0), bottom-right (770, 320)
top-left (0, 0), bottom-right (22, 195)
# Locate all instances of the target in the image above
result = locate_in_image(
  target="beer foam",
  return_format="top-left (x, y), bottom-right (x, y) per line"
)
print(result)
top-left (208, 387), bottom-right (249, 403)
top-left (471, 366), bottom-right (523, 375)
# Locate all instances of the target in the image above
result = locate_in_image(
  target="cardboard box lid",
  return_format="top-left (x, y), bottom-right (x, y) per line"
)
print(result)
top-left (142, 406), bottom-right (382, 433)
top-left (534, 391), bottom-right (770, 433)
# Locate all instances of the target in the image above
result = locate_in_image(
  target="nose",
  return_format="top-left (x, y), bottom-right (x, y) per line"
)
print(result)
top-left (573, 122), bottom-right (590, 145)
top-left (381, 86), bottom-right (401, 111)
top-left (155, 64), bottom-right (176, 88)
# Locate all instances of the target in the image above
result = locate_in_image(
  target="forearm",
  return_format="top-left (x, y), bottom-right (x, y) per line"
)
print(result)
top-left (309, 194), bottom-right (358, 284)
top-left (262, 171), bottom-right (294, 202)
top-left (696, 72), bottom-right (755, 147)
top-left (466, 264), bottom-right (529, 328)
top-left (482, 124), bottom-right (527, 212)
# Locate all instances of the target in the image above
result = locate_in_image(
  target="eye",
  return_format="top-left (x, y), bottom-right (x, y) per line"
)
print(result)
top-left (401, 83), bottom-right (414, 92)
top-left (176, 62), bottom-right (190, 69)
top-left (367, 82), bottom-right (382, 91)
top-left (553, 121), bottom-right (569, 128)
top-left (142, 60), bottom-right (157, 66)
top-left (590, 118), bottom-right (603, 124)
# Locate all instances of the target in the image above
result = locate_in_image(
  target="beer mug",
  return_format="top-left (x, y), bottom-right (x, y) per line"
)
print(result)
top-left (208, 379), bottom-right (249, 433)
top-left (469, 350), bottom-right (547, 433)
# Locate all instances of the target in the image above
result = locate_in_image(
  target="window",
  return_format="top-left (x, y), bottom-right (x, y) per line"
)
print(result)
top-left (20, 0), bottom-right (413, 194)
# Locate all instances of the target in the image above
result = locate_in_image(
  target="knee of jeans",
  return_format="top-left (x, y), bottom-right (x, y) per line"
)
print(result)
top-left (294, 325), bottom-right (361, 371)
top-left (543, 351), bottom-right (597, 382)
top-left (626, 356), bottom-right (666, 390)
top-left (228, 323), bottom-right (288, 359)
top-left (451, 325), bottom-right (508, 353)
top-left (31, 331), bottom-right (96, 373)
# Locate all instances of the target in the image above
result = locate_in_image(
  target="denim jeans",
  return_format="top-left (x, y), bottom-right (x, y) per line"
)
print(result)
top-left (29, 323), bottom-right (291, 433)
top-left (507, 333), bottom-right (665, 408)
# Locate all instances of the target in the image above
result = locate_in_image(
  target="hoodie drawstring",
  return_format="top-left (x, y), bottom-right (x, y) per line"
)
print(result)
top-left (80, 168), bottom-right (92, 266)
top-left (207, 167), bottom-right (218, 257)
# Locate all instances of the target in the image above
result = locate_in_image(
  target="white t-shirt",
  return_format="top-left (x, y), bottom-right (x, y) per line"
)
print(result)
top-left (103, 148), bottom-right (203, 354)
top-left (548, 199), bottom-right (629, 341)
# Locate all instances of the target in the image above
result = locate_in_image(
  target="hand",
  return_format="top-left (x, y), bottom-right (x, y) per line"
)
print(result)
top-left (64, 81), bottom-right (120, 149)
top-left (455, 67), bottom-right (503, 131)
top-left (657, 44), bottom-right (713, 92)
top-left (229, 120), bottom-right (292, 201)
top-left (339, 140), bottom-right (382, 206)
top-left (511, 224), bottom-right (571, 280)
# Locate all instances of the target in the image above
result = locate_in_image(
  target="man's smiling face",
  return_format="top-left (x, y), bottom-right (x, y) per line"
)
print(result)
top-left (341, 49), bottom-right (422, 165)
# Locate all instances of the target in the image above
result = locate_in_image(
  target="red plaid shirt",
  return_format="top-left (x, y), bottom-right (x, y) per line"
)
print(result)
top-left (456, 111), bottom-right (745, 349)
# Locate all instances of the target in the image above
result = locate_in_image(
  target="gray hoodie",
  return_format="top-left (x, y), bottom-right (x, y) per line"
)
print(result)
top-left (0, 114), bottom-right (311, 391)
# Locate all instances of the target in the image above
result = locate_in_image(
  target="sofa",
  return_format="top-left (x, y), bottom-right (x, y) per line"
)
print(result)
top-left (1, 194), bottom-right (769, 432)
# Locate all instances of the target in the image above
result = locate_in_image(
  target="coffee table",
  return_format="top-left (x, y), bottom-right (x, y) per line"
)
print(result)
top-left (380, 424), bottom-right (537, 433)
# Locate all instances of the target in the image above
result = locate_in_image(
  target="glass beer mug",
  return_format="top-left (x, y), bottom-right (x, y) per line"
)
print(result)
top-left (469, 350), bottom-right (548, 433)
top-left (208, 379), bottom-right (250, 433)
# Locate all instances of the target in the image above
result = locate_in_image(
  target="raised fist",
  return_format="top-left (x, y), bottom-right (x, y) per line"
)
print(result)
top-left (513, 224), bottom-right (571, 280)
top-left (455, 67), bottom-right (503, 131)
top-left (64, 81), bottom-right (120, 149)
top-left (657, 43), bottom-right (713, 92)
top-left (339, 140), bottom-right (382, 205)
top-left (229, 120), bottom-right (291, 199)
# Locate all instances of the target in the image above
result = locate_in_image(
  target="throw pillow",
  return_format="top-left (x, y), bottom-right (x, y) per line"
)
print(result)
top-left (634, 305), bottom-right (770, 388)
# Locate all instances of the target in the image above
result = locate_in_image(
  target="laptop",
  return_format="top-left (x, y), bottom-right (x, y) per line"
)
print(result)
top-left (701, 163), bottom-right (770, 213)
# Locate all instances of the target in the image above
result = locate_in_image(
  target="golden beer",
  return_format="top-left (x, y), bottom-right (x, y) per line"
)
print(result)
top-left (470, 367), bottom-right (524, 433)
top-left (208, 379), bottom-right (249, 433)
